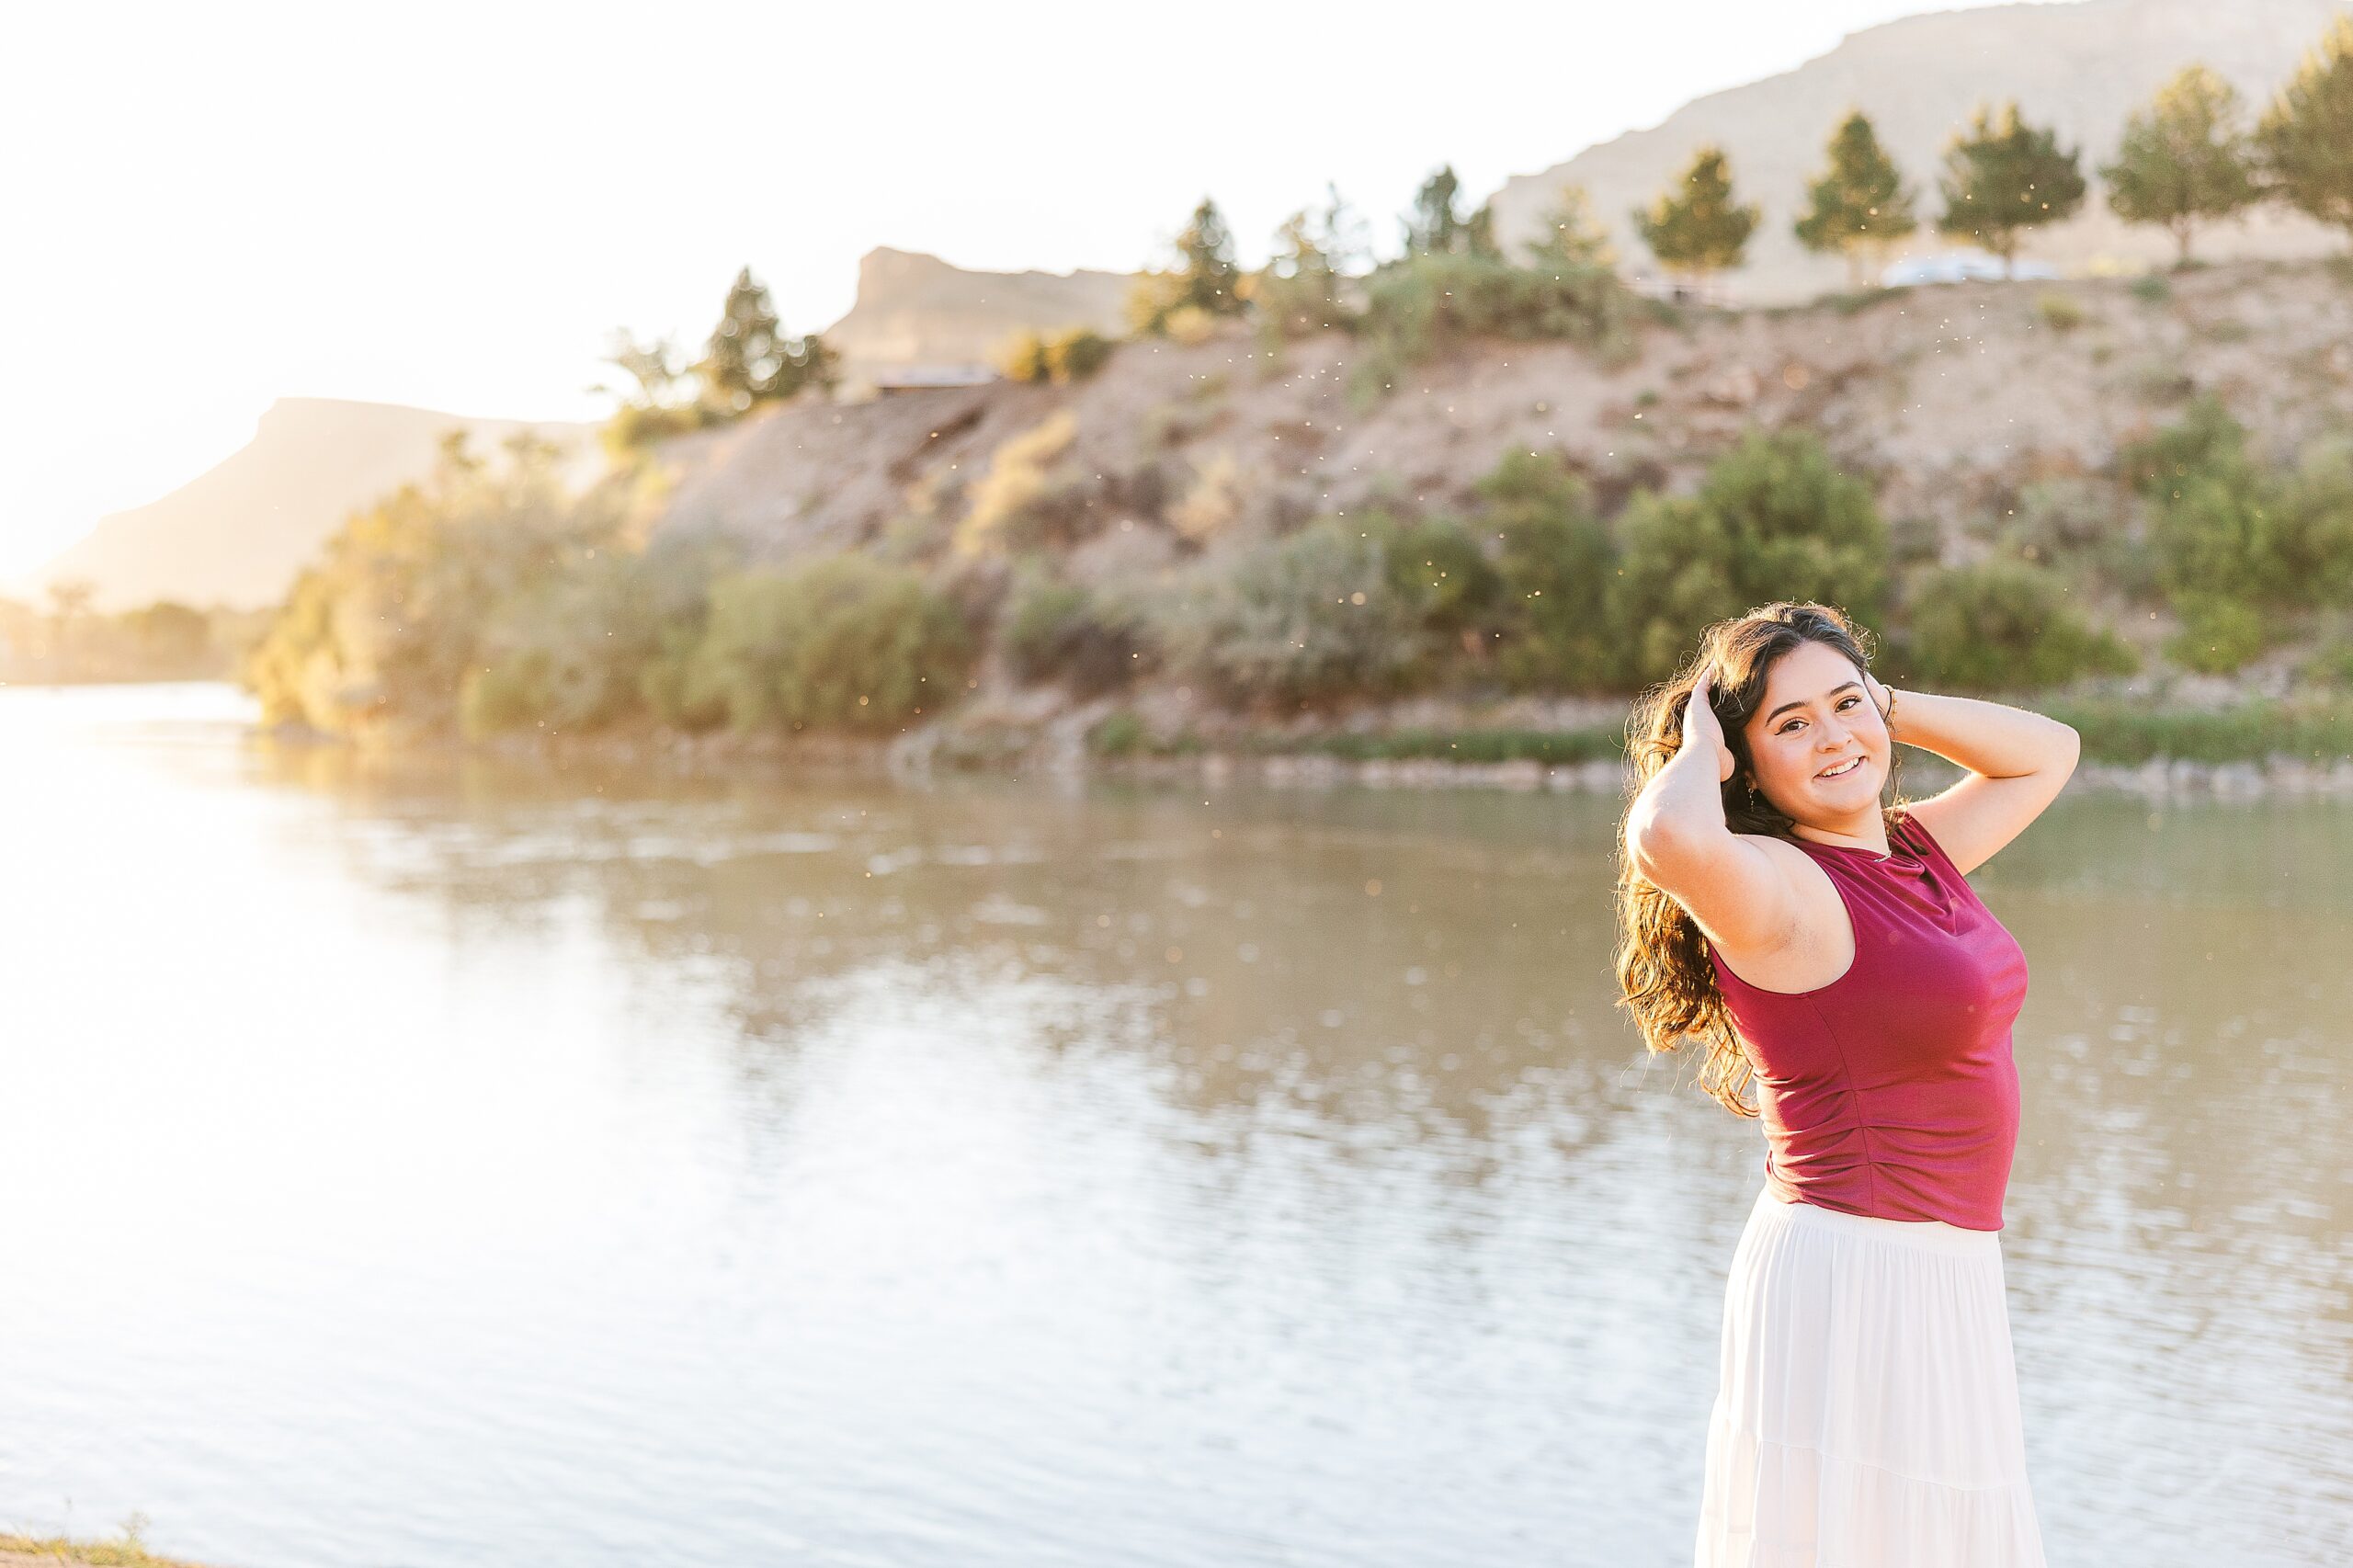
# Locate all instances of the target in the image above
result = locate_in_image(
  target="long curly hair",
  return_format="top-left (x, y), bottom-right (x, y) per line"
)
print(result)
top-left (1612, 602), bottom-right (1913, 1116)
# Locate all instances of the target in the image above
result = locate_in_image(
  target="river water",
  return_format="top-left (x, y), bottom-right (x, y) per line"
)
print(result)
top-left (0, 683), bottom-right (2344, 1567)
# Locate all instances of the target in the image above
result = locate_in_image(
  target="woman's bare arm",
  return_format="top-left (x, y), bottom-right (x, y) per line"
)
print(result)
top-left (1881, 679), bottom-right (2080, 876)
top-left (1625, 668), bottom-right (1801, 958)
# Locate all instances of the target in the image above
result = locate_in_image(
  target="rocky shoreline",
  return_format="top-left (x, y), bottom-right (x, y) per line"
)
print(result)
top-left (397, 716), bottom-right (2353, 801)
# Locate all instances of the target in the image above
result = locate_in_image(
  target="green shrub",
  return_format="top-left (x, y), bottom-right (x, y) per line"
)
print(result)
top-left (1609, 429), bottom-right (1890, 685)
top-left (1088, 710), bottom-right (1147, 757)
top-left (2129, 273), bottom-right (2172, 304)
top-left (2035, 291), bottom-right (2087, 331)
top-left (1893, 558), bottom-right (2138, 692)
top-left (244, 434), bottom-right (647, 734)
top-left (1158, 517), bottom-right (1438, 709)
top-left (681, 555), bottom-right (975, 732)
top-left (2165, 592), bottom-right (2270, 673)
top-left (1995, 476), bottom-right (2153, 598)
top-left (1047, 328), bottom-right (1114, 381)
top-left (1376, 512), bottom-right (1504, 640)
top-left (2118, 393), bottom-right (2245, 498)
top-left (1478, 448), bottom-right (1619, 691)
top-left (1348, 250), bottom-right (1632, 404)
top-left (1000, 566), bottom-right (1156, 695)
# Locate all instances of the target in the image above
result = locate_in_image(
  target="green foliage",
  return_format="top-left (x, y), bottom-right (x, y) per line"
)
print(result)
top-left (1254, 182), bottom-right (1371, 342)
top-left (1088, 710), bottom-right (1147, 757)
top-left (681, 555), bottom-right (974, 733)
top-left (1609, 430), bottom-right (1889, 686)
top-left (596, 332), bottom-right (716, 457)
top-left (1894, 558), bottom-right (2136, 692)
top-left (1000, 566), bottom-right (1156, 695)
top-left (245, 433), bottom-right (651, 734)
top-left (2103, 65), bottom-right (2256, 264)
top-left (1269, 725), bottom-right (1627, 764)
top-left (1992, 476), bottom-right (2152, 597)
top-left (1347, 249), bottom-right (1631, 403)
top-left (1633, 145), bottom-right (1759, 278)
top-left (696, 267), bottom-right (835, 415)
top-left (1157, 516), bottom-right (1439, 710)
top-left (1379, 513), bottom-right (1502, 638)
top-left (1050, 328), bottom-right (1114, 381)
top-left (1793, 111), bottom-right (1918, 288)
top-left (2114, 400), bottom-right (2353, 673)
top-left (2256, 17), bottom-right (2353, 234)
top-left (2119, 392), bottom-right (2245, 497)
top-left (1936, 101), bottom-right (2087, 267)
top-left (2040, 695), bottom-right (2353, 762)
top-left (2036, 290), bottom-right (2086, 330)
top-left (1127, 197), bottom-right (1248, 336)
top-left (999, 332), bottom-right (1053, 383)
top-left (1523, 183), bottom-right (1617, 272)
top-left (1404, 165), bottom-right (1471, 256)
top-left (1478, 448), bottom-right (1619, 691)
top-left (2165, 593), bottom-right (2271, 673)
top-left (999, 326), bottom-right (1115, 384)
top-left (2130, 273), bottom-right (2173, 303)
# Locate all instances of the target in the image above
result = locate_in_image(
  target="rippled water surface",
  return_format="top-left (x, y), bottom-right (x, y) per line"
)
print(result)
top-left (0, 684), bottom-right (2345, 1567)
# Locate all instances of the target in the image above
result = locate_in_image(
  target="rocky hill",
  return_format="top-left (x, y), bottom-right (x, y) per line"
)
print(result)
top-left (32, 398), bottom-right (596, 611)
top-left (650, 259), bottom-right (2353, 618)
top-left (1489, 0), bottom-right (2353, 301)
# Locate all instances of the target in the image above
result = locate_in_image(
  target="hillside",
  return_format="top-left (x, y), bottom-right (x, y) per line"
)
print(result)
top-left (1489, 0), bottom-right (2353, 301)
top-left (33, 398), bottom-right (596, 611)
top-left (650, 259), bottom-right (2353, 606)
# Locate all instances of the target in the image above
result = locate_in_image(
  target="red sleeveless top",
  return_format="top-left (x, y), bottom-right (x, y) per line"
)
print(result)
top-left (1702, 811), bottom-right (2029, 1231)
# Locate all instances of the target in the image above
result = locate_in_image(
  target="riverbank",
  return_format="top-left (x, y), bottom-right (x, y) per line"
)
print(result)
top-left (277, 687), bottom-right (2353, 800)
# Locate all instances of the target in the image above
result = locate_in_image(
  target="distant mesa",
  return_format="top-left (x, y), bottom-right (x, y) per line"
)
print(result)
top-left (32, 398), bottom-right (596, 612)
top-left (1488, 0), bottom-right (2353, 301)
top-left (821, 245), bottom-right (1133, 397)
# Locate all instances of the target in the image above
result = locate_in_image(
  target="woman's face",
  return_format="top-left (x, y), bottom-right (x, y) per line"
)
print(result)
top-left (1738, 639), bottom-right (1886, 825)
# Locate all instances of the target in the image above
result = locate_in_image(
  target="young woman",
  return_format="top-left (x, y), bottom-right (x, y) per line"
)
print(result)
top-left (1614, 601), bottom-right (2079, 1568)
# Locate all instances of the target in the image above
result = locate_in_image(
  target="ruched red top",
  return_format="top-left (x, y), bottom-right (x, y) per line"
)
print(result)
top-left (1702, 810), bottom-right (2029, 1231)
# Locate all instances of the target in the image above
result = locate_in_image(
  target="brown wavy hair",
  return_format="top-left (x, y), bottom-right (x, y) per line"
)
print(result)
top-left (1612, 602), bottom-right (1913, 1116)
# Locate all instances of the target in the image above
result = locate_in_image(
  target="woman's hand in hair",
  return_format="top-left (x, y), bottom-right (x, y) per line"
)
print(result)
top-left (1861, 667), bottom-right (1896, 734)
top-left (1683, 665), bottom-right (1737, 783)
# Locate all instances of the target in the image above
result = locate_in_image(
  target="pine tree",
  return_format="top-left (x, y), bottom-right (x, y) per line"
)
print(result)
top-left (1935, 102), bottom-right (2086, 274)
top-left (1524, 183), bottom-right (1616, 272)
top-left (698, 267), bottom-right (791, 414)
top-left (1126, 197), bottom-right (1248, 337)
top-left (1633, 146), bottom-right (1759, 283)
top-left (1256, 182), bottom-right (1370, 337)
top-left (1793, 111), bottom-right (1918, 289)
top-left (1404, 165), bottom-right (1469, 256)
top-left (1463, 199), bottom-right (1505, 262)
top-left (1174, 197), bottom-right (1246, 316)
top-left (2104, 66), bottom-right (2256, 266)
top-left (2256, 17), bottom-right (2353, 238)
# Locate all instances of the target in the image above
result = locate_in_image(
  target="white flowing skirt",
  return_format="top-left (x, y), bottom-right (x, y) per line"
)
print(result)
top-left (1694, 1187), bottom-right (2048, 1568)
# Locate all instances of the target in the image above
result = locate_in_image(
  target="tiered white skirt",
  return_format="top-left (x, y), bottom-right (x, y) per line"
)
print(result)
top-left (1694, 1187), bottom-right (2048, 1567)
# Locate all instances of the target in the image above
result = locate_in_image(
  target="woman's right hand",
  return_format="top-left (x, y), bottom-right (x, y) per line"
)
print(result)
top-left (1683, 665), bottom-right (1737, 784)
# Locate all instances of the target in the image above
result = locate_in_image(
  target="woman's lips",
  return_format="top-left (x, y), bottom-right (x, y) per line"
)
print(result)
top-left (1816, 756), bottom-right (1863, 778)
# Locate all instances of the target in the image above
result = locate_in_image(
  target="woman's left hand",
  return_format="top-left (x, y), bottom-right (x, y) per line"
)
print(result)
top-left (1865, 670), bottom-right (1897, 735)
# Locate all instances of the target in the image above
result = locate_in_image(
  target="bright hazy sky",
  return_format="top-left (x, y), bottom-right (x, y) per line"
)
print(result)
top-left (3, 0), bottom-right (2062, 584)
